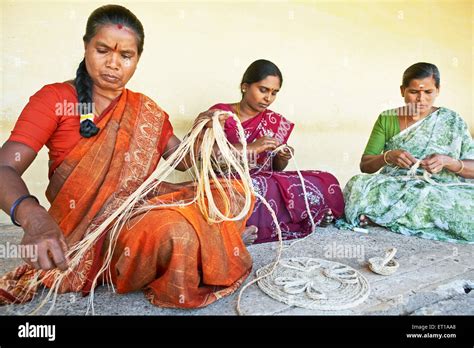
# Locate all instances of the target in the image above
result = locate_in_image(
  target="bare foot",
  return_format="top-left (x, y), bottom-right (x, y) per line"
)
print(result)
top-left (242, 225), bottom-right (258, 246)
top-left (359, 215), bottom-right (369, 227)
top-left (360, 214), bottom-right (378, 227)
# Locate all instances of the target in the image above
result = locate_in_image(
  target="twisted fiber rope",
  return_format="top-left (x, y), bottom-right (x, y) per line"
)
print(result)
top-left (20, 110), bottom-right (313, 315)
top-left (235, 146), bottom-right (371, 314)
top-left (25, 111), bottom-right (253, 314)
top-left (21, 111), bottom-right (324, 315)
top-left (255, 257), bottom-right (370, 311)
top-left (368, 248), bottom-right (399, 276)
top-left (406, 159), bottom-right (473, 187)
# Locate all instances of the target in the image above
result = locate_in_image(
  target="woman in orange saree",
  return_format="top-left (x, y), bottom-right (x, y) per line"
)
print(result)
top-left (0, 5), bottom-right (253, 309)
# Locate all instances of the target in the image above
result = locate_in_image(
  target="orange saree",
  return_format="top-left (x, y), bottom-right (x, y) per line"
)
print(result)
top-left (0, 89), bottom-right (254, 309)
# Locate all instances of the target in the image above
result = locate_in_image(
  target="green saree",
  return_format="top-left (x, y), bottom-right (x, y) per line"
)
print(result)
top-left (342, 107), bottom-right (474, 243)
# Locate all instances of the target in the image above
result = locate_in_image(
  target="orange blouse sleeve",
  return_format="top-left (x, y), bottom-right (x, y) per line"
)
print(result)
top-left (7, 84), bottom-right (64, 152)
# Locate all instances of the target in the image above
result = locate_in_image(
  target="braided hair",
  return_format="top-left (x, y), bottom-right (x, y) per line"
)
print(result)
top-left (76, 5), bottom-right (145, 137)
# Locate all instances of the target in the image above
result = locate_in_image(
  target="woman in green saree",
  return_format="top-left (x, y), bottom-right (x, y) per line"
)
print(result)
top-left (342, 62), bottom-right (474, 243)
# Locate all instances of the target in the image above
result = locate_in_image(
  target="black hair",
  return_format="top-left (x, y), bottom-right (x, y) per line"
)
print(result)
top-left (241, 59), bottom-right (283, 92)
top-left (402, 62), bottom-right (440, 89)
top-left (75, 4), bottom-right (145, 137)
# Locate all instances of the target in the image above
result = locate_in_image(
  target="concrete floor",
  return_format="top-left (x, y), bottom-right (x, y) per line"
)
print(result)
top-left (0, 223), bottom-right (473, 316)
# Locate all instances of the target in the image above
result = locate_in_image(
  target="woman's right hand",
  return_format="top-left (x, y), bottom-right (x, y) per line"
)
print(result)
top-left (192, 109), bottom-right (230, 130)
top-left (385, 149), bottom-right (418, 169)
top-left (248, 136), bottom-right (279, 154)
top-left (18, 204), bottom-right (69, 271)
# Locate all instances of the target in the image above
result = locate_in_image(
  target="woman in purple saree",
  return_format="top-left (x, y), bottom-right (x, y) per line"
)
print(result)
top-left (209, 60), bottom-right (344, 244)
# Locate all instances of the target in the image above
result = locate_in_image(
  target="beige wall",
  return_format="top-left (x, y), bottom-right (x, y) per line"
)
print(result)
top-left (0, 0), bottom-right (473, 222)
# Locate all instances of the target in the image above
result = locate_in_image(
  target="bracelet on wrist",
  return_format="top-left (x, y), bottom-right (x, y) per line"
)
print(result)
top-left (454, 159), bottom-right (464, 174)
top-left (9, 194), bottom-right (40, 227)
top-left (383, 150), bottom-right (392, 165)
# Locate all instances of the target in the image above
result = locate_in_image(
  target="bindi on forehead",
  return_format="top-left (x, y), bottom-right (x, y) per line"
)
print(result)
top-left (117, 24), bottom-right (123, 30)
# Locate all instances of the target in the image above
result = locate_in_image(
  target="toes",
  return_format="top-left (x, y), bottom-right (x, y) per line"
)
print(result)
top-left (243, 226), bottom-right (258, 246)
top-left (244, 237), bottom-right (255, 246)
top-left (248, 225), bottom-right (258, 233)
top-left (359, 215), bottom-right (368, 227)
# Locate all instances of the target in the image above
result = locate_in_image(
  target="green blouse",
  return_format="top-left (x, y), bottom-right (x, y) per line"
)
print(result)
top-left (363, 110), bottom-right (401, 155)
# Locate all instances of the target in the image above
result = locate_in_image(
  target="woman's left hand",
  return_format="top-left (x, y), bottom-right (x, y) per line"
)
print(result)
top-left (420, 154), bottom-right (452, 174)
top-left (275, 145), bottom-right (294, 161)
